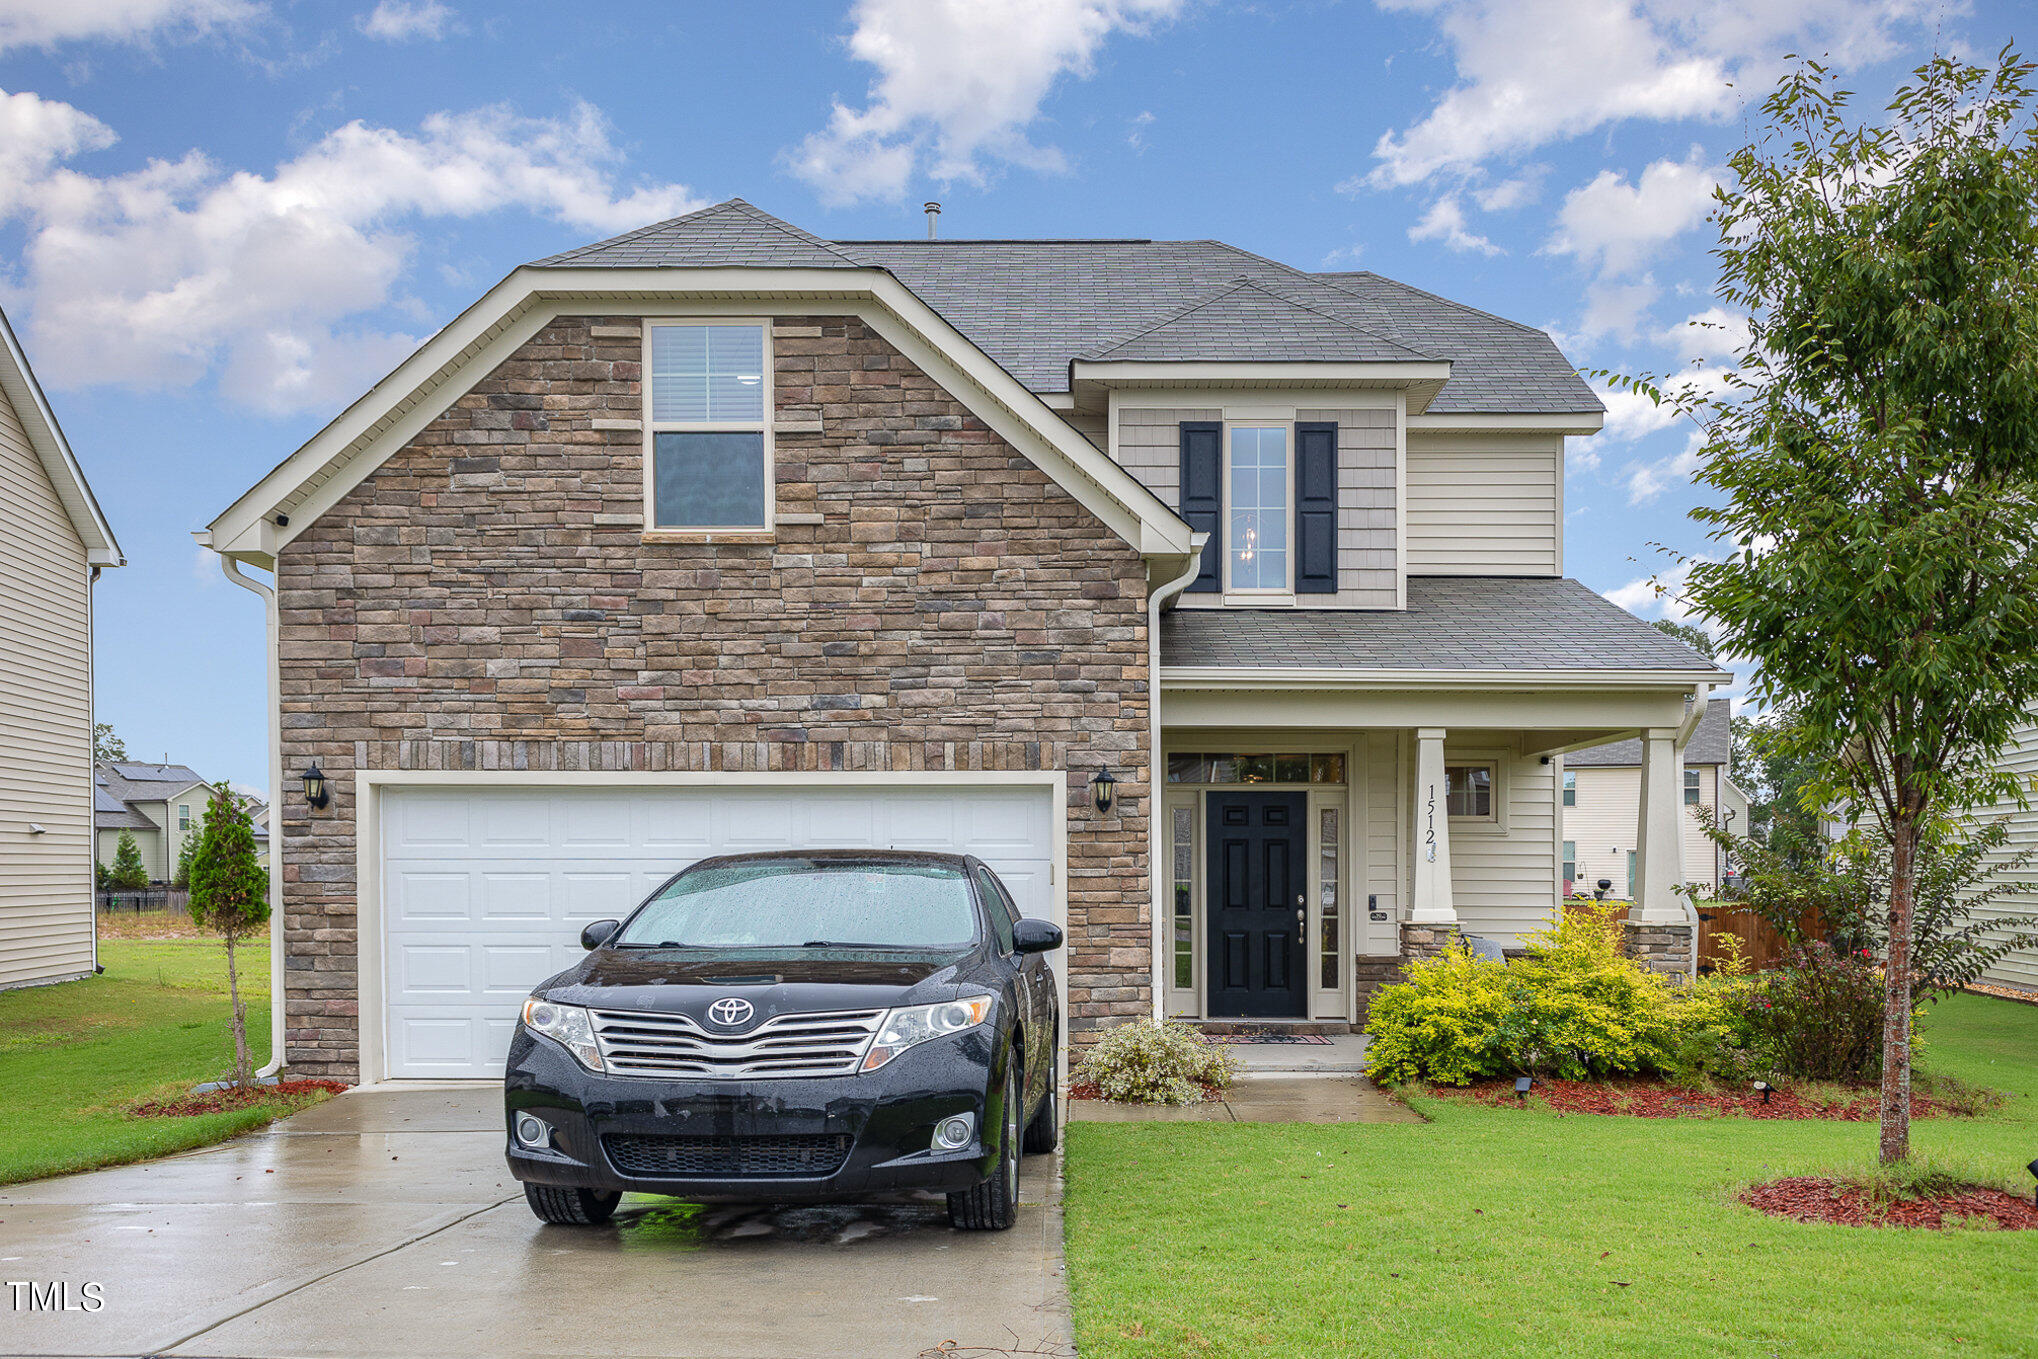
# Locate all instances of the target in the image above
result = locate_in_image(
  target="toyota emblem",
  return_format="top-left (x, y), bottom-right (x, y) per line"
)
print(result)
top-left (707, 997), bottom-right (755, 1028)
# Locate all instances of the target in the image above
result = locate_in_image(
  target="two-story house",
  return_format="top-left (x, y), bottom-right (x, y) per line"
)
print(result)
top-left (93, 762), bottom-right (225, 883)
top-left (202, 200), bottom-right (1727, 1081)
top-left (1562, 698), bottom-right (1749, 897)
top-left (1, 304), bottom-right (122, 990)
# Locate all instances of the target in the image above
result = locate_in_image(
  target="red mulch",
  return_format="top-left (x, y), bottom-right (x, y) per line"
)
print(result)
top-left (129, 1079), bottom-right (349, 1119)
top-left (1445, 1077), bottom-right (1956, 1121)
top-left (1743, 1176), bottom-right (2038, 1230)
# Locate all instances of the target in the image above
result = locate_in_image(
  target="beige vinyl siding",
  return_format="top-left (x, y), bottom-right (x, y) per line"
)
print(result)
top-left (1564, 762), bottom-right (1730, 894)
top-left (0, 382), bottom-right (95, 988)
top-left (1971, 716), bottom-right (2038, 990)
top-left (1362, 731), bottom-right (1401, 954)
top-left (1433, 742), bottom-right (1560, 943)
top-left (1060, 410), bottom-right (1107, 453)
top-left (1406, 431), bottom-right (1561, 575)
top-left (1116, 404), bottom-right (1397, 608)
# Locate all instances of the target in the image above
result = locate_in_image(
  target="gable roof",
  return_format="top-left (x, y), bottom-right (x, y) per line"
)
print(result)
top-left (94, 784), bottom-right (156, 830)
top-left (96, 762), bottom-right (211, 804)
top-left (527, 200), bottom-right (1600, 415)
top-left (0, 304), bottom-right (122, 567)
top-left (1567, 697), bottom-right (1734, 766)
top-left (1159, 578), bottom-right (1725, 673)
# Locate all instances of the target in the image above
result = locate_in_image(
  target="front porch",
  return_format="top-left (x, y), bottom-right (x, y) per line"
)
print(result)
top-left (1153, 682), bottom-right (1723, 1025)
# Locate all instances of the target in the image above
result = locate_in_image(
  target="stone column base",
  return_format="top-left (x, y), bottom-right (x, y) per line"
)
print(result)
top-left (1399, 920), bottom-right (1462, 962)
top-left (1623, 920), bottom-right (1695, 979)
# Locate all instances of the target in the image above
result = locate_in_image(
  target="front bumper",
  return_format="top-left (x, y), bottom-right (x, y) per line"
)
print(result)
top-left (502, 1026), bottom-right (1004, 1202)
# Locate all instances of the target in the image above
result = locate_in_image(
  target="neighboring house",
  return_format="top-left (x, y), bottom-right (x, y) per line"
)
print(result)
top-left (92, 763), bottom-right (221, 883)
top-left (0, 305), bottom-right (122, 990)
top-left (1560, 698), bottom-right (1751, 897)
top-left (246, 801), bottom-right (270, 869)
top-left (202, 199), bottom-right (1728, 1082)
top-left (1966, 715), bottom-right (2038, 994)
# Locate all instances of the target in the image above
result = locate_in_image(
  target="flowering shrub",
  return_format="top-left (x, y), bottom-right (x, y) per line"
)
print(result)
top-left (1365, 904), bottom-right (1688, 1085)
top-left (1741, 941), bottom-right (1889, 1081)
top-left (1074, 1019), bottom-right (1237, 1105)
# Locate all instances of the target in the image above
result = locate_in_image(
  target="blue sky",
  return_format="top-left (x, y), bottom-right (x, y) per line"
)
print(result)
top-left (0, 0), bottom-right (2020, 796)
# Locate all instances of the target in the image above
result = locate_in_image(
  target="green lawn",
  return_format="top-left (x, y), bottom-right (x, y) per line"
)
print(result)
top-left (0, 937), bottom-right (289, 1185)
top-left (1064, 995), bottom-right (2038, 1358)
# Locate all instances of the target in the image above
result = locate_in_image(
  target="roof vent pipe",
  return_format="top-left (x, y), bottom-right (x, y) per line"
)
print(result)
top-left (924, 201), bottom-right (941, 238)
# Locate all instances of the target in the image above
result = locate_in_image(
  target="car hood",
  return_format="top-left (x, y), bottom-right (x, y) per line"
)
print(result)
top-left (539, 947), bottom-right (975, 1027)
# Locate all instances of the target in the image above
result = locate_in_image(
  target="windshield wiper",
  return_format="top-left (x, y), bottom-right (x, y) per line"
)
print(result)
top-left (613, 940), bottom-right (692, 949)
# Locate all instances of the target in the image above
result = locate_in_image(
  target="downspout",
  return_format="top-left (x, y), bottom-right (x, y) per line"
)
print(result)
top-left (217, 550), bottom-right (287, 1079)
top-left (88, 565), bottom-right (101, 978)
top-left (1147, 534), bottom-right (1209, 1022)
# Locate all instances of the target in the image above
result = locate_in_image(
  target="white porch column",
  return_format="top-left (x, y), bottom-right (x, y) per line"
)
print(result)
top-left (1410, 727), bottom-right (1456, 923)
top-left (1633, 727), bottom-right (1685, 923)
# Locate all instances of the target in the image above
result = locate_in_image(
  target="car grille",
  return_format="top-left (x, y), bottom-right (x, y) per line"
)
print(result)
top-left (589, 1006), bottom-right (885, 1079)
top-left (602, 1133), bottom-right (853, 1179)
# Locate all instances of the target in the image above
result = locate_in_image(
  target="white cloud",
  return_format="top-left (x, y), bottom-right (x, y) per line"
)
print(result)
top-left (1623, 429), bottom-right (1705, 503)
top-left (0, 0), bottom-right (256, 53)
top-left (1126, 109), bottom-right (1154, 152)
top-left (358, 0), bottom-right (454, 42)
top-left (1365, 0), bottom-right (1940, 188)
top-left (1472, 173), bottom-right (1538, 212)
top-left (1656, 305), bottom-right (1747, 364)
top-left (787, 0), bottom-right (1184, 205)
top-left (1579, 275), bottom-right (1658, 340)
top-left (1545, 149), bottom-right (1719, 274)
top-left (0, 89), bottom-right (704, 414)
top-left (1407, 195), bottom-right (1501, 256)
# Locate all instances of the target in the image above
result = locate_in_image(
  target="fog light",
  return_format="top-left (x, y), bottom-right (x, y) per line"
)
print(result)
top-left (515, 1113), bottom-right (549, 1147)
top-left (933, 1114), bottom-right (975, 1151)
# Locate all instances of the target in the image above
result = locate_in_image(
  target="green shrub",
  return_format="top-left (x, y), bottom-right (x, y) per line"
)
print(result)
top-left (1074, 1018), bottom-right (1237, 1105)
top-left (1366, 904), bottom-right (1700, 1085)
top-left (1742, 942), bottom-right (1889, 1082)
top-left (108, 831), bottom-right (148, 891)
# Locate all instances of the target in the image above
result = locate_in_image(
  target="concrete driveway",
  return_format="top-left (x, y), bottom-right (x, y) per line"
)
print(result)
top-left (0, 1087), bottom-right (1072, 1359)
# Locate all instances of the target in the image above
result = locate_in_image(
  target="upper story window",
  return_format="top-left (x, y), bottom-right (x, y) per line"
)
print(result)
top-left (178, 804), bottom-right (191, 831)
top-left (1445, 763), bottom-right (1494, 820)
top-left (1227, 426), bottom-right (1289, 592)
top-left (1562, 770), bottom-right (1577, 806)
top-left (644, 321), bottom-right (772, 531)
top-left (1684, 768), bottom-right (1702, 805)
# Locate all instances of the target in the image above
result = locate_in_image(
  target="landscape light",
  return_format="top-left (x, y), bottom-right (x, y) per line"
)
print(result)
top-left (1514, 1077), bottom-right (1533, 1101)
top-left (1754, 1080), bottom-right (1772, 1105)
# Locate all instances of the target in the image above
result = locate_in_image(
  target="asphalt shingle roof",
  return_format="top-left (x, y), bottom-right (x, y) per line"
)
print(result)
top-left (1567, 697), bottom-right (1734, 766)
top-left (529, 200), bottom-right (1600, 416)
top-left (1158, 578), bottom-right (1721, 672)
top-left (94, 784), bottom-right (156, 830)
top-left (1084, 278), bottom-right (1433, 363)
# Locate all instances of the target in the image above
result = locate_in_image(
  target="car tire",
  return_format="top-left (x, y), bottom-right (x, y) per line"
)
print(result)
top-left (1022, 1048), bottom-right (1059, 1154)
top-left (947, 1050), bottom-right (1020, 1231)
top-left (523, 1183), bottom-right (621, 1226)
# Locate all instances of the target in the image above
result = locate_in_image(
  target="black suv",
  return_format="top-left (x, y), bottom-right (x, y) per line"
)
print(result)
top-left (503, 850), bottom-right (1062, 1231)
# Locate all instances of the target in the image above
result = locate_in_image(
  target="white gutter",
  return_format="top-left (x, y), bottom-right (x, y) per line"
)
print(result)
top-left (1147, 536), bottom-right (1210, 1021)
top-left (215, 546), bottom-right (287, 1080)
top-left (1163, 666), bottom-right (1734, 692)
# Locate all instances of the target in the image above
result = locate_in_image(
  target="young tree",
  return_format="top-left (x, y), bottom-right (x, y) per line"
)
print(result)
top-left (1608, 52), bottom-right (2038, 1163)
top-left (94, 723), bottom-right (126, 763)
top-left (187, 788), bottom-right (270, 1088)
top-left (108, 830), bottom-right (149, 891)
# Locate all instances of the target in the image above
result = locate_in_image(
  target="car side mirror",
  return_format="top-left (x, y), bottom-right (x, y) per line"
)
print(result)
top-left (580, 919), bottom-right (620, 951)
top-left (1012, 918), bottom-right (1063, 954)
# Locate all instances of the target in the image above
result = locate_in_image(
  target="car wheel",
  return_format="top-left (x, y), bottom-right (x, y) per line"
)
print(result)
top-left (523, 1183), bottom-right (621, 1226)
top-left (947, 1049), bottom-right (1020, 1231)
top-left (1022, 1046), bottom-right (1059, 1154)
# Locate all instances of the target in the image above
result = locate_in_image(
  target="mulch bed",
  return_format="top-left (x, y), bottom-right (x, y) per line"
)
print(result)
top-left (1742, 1176), bottom-right (2038, 1230)
top-left (1446, 1077), bottom-right (1956, 1121)
top-left (129, 1078), bottom-right (348, 1119)
top-left (1964, 981), bottom-right (2038, 1007)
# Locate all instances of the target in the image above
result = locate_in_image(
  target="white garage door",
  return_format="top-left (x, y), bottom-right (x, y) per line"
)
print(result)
top-left (378, 783), bottom-right (1057, 1079)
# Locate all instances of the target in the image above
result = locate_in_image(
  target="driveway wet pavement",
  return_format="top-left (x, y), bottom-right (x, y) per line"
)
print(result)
top-left (0, 1086), bottom-right (1071, 1359)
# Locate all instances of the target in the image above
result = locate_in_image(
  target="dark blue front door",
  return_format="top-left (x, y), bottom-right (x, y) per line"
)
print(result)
top-left (1206, 791), bottom-right (1308, 1018)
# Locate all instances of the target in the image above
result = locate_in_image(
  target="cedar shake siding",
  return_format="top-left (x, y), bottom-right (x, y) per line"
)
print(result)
top-left (274, 315), bottom-right (1152, 1078)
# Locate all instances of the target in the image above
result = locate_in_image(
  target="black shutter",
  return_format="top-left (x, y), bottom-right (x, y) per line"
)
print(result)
top-left (1294, 421), bottom-right (1338, 594)
top-left (1179, 421), bottom-right (1222, 593)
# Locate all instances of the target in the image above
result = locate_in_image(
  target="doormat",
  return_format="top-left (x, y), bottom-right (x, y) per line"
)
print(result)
top-left (1206, 1034), bottom-right (1334, 1046)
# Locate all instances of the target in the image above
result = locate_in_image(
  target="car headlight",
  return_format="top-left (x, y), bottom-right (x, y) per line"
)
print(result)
top-left (862, 996), bottom-right (993, 1072)
top-left (521, 996), bottom-right (604, 1072)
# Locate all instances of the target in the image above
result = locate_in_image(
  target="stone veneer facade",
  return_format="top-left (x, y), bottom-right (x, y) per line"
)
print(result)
top-left (273, 314), bottom-right (1152, 1079)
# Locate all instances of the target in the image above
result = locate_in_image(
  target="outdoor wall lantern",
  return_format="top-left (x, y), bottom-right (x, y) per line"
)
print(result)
top-left (302, 764), bottom-right (330, 811)
top-left (1753, 1080), bottom-right (1773, 1105)
top-left (1514, 1077), bottom-right (1533, 1101)
top-left (1090, 768), bottom-right (1118, 814)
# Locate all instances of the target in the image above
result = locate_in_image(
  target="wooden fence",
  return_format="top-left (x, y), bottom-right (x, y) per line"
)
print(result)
top-left (1696, 902), bottom-right (1821, 972)
top-left (97, 887), bottom-right (191, 917)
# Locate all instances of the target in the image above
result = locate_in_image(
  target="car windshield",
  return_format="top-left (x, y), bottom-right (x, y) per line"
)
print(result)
top-left (612, 859), bottom-right (979, 951)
